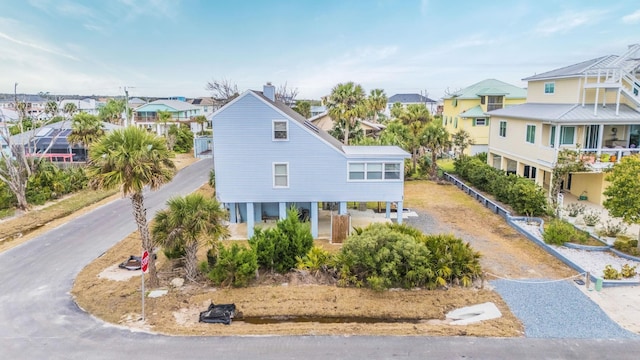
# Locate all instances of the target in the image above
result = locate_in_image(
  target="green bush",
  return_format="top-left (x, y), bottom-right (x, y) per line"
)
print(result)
top-left (163, 243), bottom-right (186, 259)
top-left (208, 243), bottom-right (258, 287)
top-left (296, 246), bottom-right (331, 275)
top-left (543, 219), bottom-right (589, 245)
top-left (509, 179), bottom-right (548, 216)
top-left (613, 237), bottom-right (640, 256)
top-left (334, 223), bottom-right (481, 290)
top-left (249, 207), bottom-right (314, 273)
top-left (169, 124), bottom-right (194, 153)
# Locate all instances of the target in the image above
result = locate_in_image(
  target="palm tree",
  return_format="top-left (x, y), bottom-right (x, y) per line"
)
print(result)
top-left (44, 101), bottom-right (59, 119)
top-left (407, 121), bottom-right (426, 174)
top-left (451, 129), bottom-right (474, 158)
top-left (152, 194), bottom-right (229, 282)
top-left (422, 122), bottom-right (451, 179)
top-left (157, 110), bottom-right (172, 138)
top-left (98, 98), bottom-right (126, 125)
top-left (67, 113), bottom-right (105, 159)
top-left (322, 82), bottom-right (366, 145)
top-left (398, 103), bottom-right (431, 125)
top-left (62, 102), bottom-right (78, 120)
top-left (87, 126), bottom-right (176, 287)
top-left (192, 115), bottom-right (208, 135)
top-left (367, 89), bottom-right (387, 123)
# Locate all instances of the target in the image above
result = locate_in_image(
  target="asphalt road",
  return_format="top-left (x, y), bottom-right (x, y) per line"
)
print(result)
top-left (1, 158), bottom-right (640, 359)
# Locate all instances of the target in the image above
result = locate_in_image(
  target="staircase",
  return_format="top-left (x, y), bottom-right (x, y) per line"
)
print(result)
top-left (584, 44), bottom-right (640, 110)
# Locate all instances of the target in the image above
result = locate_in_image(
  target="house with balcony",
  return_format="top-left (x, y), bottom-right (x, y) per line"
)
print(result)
top-left (487, 44), bottom-right (640, 205)
top-left (212, 84), bottom-right (410, 239)
top-left (442, 79), bottom-right (527, 155)
top-left (133, 99), bottom-right (201, 135)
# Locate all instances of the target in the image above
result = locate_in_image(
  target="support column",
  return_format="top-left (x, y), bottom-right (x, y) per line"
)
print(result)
top-left (597, 124), bottom-right (604, 156)
top-left (228, 203), bottom-right (237, 223)
top-left (246, 202), bottom-right (255, 238)
top-left (385, 202), bottom-right (391, 219)
top-left (254, 203), bottom-right (262, 223)
top-left (279, 202), bottom-right (287, 219)
top-left (311, 202), bottom-right (318, 239)
top-left (396, 201), bottom-right (404, 224)
top-left (338, 202), bottom-right (347, 215)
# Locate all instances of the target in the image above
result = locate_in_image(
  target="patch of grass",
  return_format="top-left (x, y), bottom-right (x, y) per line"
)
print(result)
top-left (437, 159), bottom-right (456, 173)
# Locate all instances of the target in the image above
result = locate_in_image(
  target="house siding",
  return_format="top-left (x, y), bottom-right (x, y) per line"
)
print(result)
top-left (213, 94), bottom-right (406, 204)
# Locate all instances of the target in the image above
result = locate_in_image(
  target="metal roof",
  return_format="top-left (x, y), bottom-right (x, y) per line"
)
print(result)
top-left (388, 94), bottom-right (437, 104)
top-left (523, 56), bottom-right (617, 81)
top-left (137, 99), bottom-right (199, 112)
top-left (445, 79), bottom-right (527, 99)
top-left (459, 105), bottom-right (487, 118)
top-left (342, 146), bottom-right (410, 158)
top-left (489, 103), bottom-right (640, 123)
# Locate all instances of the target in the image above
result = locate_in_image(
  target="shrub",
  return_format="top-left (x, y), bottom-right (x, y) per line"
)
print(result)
top-left (296, 246), bottom-right (331, 275)
top-left (599, 220), bottom-right (627, 238)
top-left (621, 264), bottom-right (638, 278)
top-left (249, 207), bottom-right (313, 273)
top-left (334, 223), bottom-right (481, 290)
top-left (163, 243), bottom-right (186, 260)
top-left (169, 124), bottom-right (194, 153)
top-left (543, 219), bottom-right (589, 245)
top-left (208, 243), bottom-right (258, 287)
top-left (509, 179), bottom-right (547, 216)
top-left (603, 264), bottom-right (621, 280)
top-left (564, 203), bottom-right (586, 217)
top-left (613, 237), bottom-right (640, 256)
top-left (582, 210), bottom-right (601, 226)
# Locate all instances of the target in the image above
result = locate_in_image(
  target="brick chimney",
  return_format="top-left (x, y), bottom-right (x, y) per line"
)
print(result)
top-left (263, 82), bottom-right (275, 102)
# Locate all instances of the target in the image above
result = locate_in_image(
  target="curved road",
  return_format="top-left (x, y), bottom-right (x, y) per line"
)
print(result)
top-left (1, 159), bottom-right (640, 359)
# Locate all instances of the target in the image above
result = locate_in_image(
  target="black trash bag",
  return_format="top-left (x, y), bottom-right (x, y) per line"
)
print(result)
top-left (118, 255), bottom-right (141, 271)
top-left (199, 303), bottom-right (236, 325)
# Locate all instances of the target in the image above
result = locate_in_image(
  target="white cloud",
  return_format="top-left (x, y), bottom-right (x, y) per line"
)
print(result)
top-left (117, 0), bottom-right (182, 20)
top-left (0, 31), bottom-right (79, 61)
top-left (534, 10), bottom-right (601, 36)
top-left (622, 9), bottom-right (640, 24)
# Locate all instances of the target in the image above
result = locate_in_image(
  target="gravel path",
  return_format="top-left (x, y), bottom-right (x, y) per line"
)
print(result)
top-left (404, 209), bottom-right (639, 339)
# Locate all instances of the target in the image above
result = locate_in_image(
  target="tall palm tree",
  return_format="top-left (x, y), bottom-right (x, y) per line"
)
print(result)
top-left (398, 103), bottom-right (431, 125)
top-left (67, 113), bottom-right (105, 159)
top-left (152, 194), bottom-right (229, 282)
top-left (422, 122), bottom-right (451, 179)
top-left (367, 89), bottom-right (387, 123)
top-left (44, 101), bottom-right (59, 119)
top-left (407, 121), bottom-right (426, 174)
top-left (192, 115), bottom-right (208, 135)
top-left (87, 126), bottom-right (176, 287)
top-left (62, 102), bottom-right (78, 121)
top-left (322, 82), bottom-right (366, 145)
top-left (157, 110), bottom-right (172, 138)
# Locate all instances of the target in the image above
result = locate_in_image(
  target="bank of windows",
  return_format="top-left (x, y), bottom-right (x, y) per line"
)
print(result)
top-left (272, 120), bottom-right (288, 141)
top-left (348, 162), bottom-right (401, 181)
top-left (273, 163), bottom-right (289, 188)
top-left (526, 125), bottom-right (536, 144)
top-left (550, 125), bottom-right (575, 148)
top-left (544, 82), bottom-right (555, 94)
top-left (499, 121), bottom-right (507, 137)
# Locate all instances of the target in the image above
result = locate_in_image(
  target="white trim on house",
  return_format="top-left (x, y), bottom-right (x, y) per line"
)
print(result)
top-left (272, 162), bottom-right (289, 188)
top-left (272, 119), bottom-right (289, 141)
top-left (346, 161), bottom-right (403, 182)
top-left (526, 123), bottom-right (536, 144)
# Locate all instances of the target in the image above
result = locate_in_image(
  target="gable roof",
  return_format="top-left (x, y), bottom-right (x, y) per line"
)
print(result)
top-left (523, 56), bottom-right (619, 81)
top-left (188, 97), bottom-right (215, 106)
top-left (445, 79), bottom-right (527, 99)
top-left (489, 103), bottom-right (640, 123)
top-left (459, 105), bottom-right (487, 118)
top-left (128, 97), bottom-right (146, 104)
top-left (136, 99), bottom-right (199, 112)
top-left (388, 94), bottom-right (437, 104)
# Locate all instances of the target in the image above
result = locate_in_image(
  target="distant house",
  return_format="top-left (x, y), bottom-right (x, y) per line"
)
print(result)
top-left (487, 44), bottom-right (640, 205)
top-left (310, 105), bottom-right (326, 117)
top-left (128, 97), bottom-right (147, 109)
top-left (133, 99), bottom-right (201, 135)
top-left (212, 84), bottom-right (410, 238)
top-left (188, 97), bottom-right (218, 118)
top-left (386, 93), bottom-right (438, 116)
top-left (442, 79), bottom-right (527, 155)
top-left (309, 111), bottom-right (386, 138)
top-left (0, 108), bottom-right (19, 122)
top-left (59, 98), bottom-right (100, 116)
top-left (8, 121), bottom-right (122, 162)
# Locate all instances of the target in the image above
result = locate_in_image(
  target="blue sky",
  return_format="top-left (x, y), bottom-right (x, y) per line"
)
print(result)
top-left (0, 0), bottom-right (639, 101)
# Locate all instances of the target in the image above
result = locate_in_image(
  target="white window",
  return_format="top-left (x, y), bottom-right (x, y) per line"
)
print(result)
top-left (474, 118), bottom-right (487, 126)
top-left (544, 82), bottom-right (555, 94)
top-left (273, 120), bottom-right (288, 140)
top-left (348, 163), bottom-right (365, 180)
top-left (273, 163), bottom-right (289, 188)
top-left (348, 162), bottom-right (402, 181)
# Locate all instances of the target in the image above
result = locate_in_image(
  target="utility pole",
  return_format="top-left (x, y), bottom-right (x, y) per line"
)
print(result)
top-left (124, 86), bottom-right (130, 127)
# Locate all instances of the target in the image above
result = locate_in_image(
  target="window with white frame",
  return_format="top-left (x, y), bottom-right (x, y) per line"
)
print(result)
top-left (348, 162), bottom-right (401, 181)
top-left (526, 125), bottom-right (536, 144)
top-left (560, 126), bottom-right (575, 145)
top-left (499, 121), bottom-right (507, 137)
top-left (544, 82), bottom-right (555, 94)
top-left (474, 118), bottom-right (487, 126)
top-left (273, 120), bottom-right (288, 140)
top-left (273, 163), bottom-right (289, 187)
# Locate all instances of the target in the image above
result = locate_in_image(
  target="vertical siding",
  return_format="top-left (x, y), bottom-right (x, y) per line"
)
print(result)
top-left (213, 93), bottom-right (405, 203)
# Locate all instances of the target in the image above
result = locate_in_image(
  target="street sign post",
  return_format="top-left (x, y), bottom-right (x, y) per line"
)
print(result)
top-left (141, 250), bottom-right (149, 322)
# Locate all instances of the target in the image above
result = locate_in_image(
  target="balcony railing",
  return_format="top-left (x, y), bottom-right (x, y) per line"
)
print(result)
top-left (577, 147), bottom-right (639, 170)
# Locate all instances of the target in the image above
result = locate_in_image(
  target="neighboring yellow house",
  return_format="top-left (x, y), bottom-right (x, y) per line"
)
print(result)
top-left (487, 44), bottom-right (640, 205)
top-left (442, 79), bottom-right (526, 155)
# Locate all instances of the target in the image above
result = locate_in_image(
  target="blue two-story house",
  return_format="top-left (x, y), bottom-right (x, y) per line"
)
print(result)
top-left (212, 84), bottom-right (410, 238)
